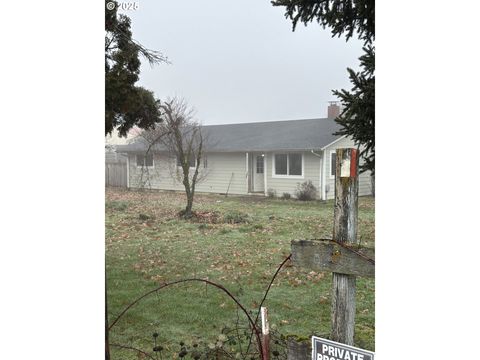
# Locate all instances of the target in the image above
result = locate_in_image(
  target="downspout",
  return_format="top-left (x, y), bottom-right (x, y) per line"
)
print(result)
top-left (252, 154), bottom-right (256, 193)
top-left (245, 152), bottom-right (249, 194)
top-left (322, 150), bottom-right (327, 200)
top-left (310, 150), bottom-right (323, 200)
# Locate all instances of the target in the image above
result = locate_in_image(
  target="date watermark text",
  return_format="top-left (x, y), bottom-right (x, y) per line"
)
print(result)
top-left (106, 2), bottom-right (139, 11)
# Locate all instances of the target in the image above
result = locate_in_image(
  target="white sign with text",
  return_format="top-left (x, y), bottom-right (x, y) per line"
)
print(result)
top-left (312, 336), bottom-right (374, 360)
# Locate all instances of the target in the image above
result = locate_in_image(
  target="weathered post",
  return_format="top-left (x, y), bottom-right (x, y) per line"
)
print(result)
top-left (290, 147), bottom-right (374, 355)
top-left (261, 307), bottom-right (270, 360)
top-left (331, 148), bottom-right (359, 345)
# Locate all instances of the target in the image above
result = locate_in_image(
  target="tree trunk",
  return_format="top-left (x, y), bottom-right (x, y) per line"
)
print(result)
top-left (181, 163), bottom-right (193, 218)
top-left (184, 193), bottom-right (194, 218)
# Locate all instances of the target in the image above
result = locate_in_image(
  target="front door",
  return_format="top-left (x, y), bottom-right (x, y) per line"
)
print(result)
top-left (253, 154), bottom-right (265, 192)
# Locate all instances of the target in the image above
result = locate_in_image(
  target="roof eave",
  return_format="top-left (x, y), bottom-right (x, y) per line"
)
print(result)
top-left (320, 135), bottom-right (348, 151)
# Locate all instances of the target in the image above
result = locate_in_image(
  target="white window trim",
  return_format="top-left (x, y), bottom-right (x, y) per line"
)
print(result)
top-left (136, 153), bottom-right (155, 169)
top-left (272, 152), bottom-right (304, 179)
top-left (329, 150), bottom-right (336, 179)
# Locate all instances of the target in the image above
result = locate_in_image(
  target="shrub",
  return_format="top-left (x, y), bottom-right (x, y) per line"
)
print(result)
top-left (281, 192), bottom-right (291, 200)
top-left (295, 180), bottom-right (317, 201)
top-left (223, 210), bottom-right (249, 224)
top-left (267, 188), bottom-right (277, 198)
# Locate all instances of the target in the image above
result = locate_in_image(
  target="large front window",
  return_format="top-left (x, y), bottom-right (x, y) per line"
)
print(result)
top-left (274, 153), bottom-right (303, 177)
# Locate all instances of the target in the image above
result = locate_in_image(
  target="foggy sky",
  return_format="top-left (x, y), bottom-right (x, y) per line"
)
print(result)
top-left (121, 0), bottom-right (363, 125)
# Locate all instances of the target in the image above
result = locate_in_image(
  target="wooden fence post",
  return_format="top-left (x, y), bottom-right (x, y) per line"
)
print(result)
top-left (290, 147), bottom-right (373, 351)
top-left (261, 307), bottom-right (270, 360)
top-left (331, 148), bottom-right (359, 345)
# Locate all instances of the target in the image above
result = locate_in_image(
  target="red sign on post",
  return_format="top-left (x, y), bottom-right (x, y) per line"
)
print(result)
top-left (349, 148), bottom-right (357, 178)
top-left (339, 148), bottom-right (358, 178)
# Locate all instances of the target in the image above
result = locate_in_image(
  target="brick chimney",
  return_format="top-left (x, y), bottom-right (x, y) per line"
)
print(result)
top-left (327, 101), bottom-right (341, 119)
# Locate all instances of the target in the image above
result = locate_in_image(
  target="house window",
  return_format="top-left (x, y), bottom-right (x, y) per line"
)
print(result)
top-left (274, 153), bottom-right (303, 177)
top-left (289, 153), bottom-right (302, 175)
top-left (330, 152), bottom-right (336, 178)
top-left (275, 154), bottom-right (288, 175)
top-left (177, 153), bottom-right (197, 168)
top-left (136, 153), bottom-right (154, 167)
top-left (256, 155), bottom-right (264, 174)
top-left (203, 156), bottom-right (208, 169)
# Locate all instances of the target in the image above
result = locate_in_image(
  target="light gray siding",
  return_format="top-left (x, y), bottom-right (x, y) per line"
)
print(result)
top-left (127, 152), bottom-right (248, 195)
top-left (127, 153), bottom-right (180, 191)
top-left (195, 152), bottom-right (247, 195)
top-left (124, 140), bottom-right (373, 200)
top-left (323, 136), bottom-right (373, 200)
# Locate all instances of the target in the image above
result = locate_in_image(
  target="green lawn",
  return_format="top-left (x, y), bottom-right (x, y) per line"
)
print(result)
top-left (106, 188), bottom-right (375, 359)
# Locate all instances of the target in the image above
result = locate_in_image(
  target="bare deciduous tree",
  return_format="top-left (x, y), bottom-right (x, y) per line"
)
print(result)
top-left (160, 98), bottom-right (207, 218)
top-left (137, 98), bottom-right (208, 218)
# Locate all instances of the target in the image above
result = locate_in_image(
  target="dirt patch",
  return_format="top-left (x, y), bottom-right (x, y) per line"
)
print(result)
top-left (186, 210), bottom-right (222, 224)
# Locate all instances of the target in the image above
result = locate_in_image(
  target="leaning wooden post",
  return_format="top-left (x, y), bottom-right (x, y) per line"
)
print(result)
top-left (331, 148), bottom-right (359, 345)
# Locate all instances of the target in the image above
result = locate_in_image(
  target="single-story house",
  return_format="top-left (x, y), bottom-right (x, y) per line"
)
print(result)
top-left (116, 116), bottom-right (373, 200)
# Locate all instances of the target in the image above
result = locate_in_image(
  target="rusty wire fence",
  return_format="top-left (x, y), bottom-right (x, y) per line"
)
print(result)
top-left (107, 255), bottom-right (293, 360)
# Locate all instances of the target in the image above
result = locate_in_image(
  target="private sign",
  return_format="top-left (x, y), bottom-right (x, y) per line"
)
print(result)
top-left (312, 337), bottom-right (374, 360)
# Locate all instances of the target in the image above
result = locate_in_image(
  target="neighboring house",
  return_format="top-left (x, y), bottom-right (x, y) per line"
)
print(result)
top-left (116, 115), bottom-right (373, 200)
top-left (105, 148), bottom-right (127, 164)
top-left (105, 129), bottom-right (140, 187)
top-left (105, 128), bottom-right (139, 164)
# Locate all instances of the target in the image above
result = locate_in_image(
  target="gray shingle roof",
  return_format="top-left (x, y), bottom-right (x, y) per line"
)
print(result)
top-left (116, 118), bottom-right (343, 153)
